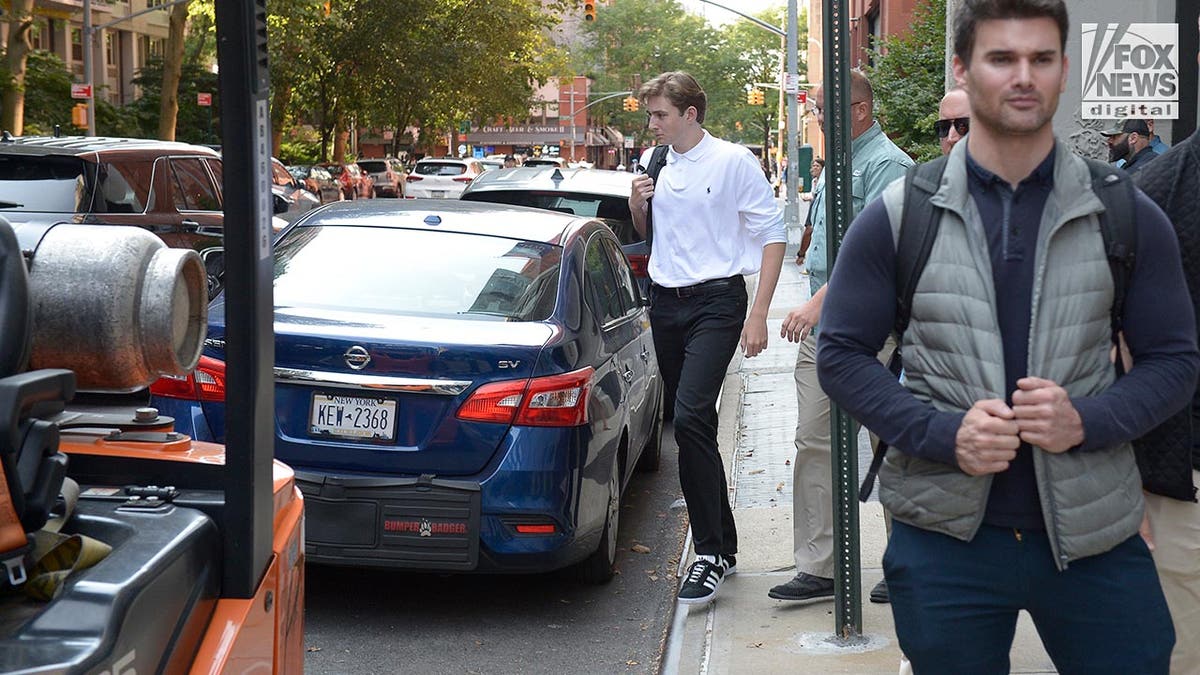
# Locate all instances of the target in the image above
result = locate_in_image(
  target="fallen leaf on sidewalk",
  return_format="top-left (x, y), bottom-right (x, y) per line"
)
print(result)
top-left (776, 482), bottom-right (785, 491)
top-left (306, 646), bottom-right (322, 653)
top-left (785, 459), bottom-right (791, 465)
top-left (631, 543), bottom-right (652, 554)
top-left (748, 468), bottom-right (765, 475)
top-left (748, 642), bottom-right (764, 648)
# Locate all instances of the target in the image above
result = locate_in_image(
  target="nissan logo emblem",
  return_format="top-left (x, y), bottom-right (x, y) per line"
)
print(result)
top-left (344, 346), bottom-right (371, 370)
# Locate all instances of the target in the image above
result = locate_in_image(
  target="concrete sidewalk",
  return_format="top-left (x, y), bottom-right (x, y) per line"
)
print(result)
top-left (661, 259), bottom-right (1057, 674)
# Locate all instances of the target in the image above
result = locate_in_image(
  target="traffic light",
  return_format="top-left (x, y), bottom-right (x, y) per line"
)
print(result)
top-left (622, 96), bottom-right (638, 112)
top-left (71, 103), bottom-right (88, 128)
top-left (583, 1), bottom-right (596, 21)
top-left (746, 89), bottom-right (764, 106)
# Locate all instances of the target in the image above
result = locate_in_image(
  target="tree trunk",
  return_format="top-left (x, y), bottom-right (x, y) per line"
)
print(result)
top-left (157, 1), bottom-right (191, 141)
top-left (333, 124), bottom-right (348, 163)
top-left (271, 82), bottom-right (291, 157)
top-left (1, 0), bottom-right (35, 136)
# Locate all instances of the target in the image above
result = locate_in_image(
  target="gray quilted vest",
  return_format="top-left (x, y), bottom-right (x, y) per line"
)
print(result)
top-left (877, 141), bottom-right (1143, 570)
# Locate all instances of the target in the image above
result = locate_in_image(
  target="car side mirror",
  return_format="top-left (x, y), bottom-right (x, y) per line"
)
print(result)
top-left (273, 192), bottom-right (292, 215)
top-left (200, 246), bottom-right (225, 299)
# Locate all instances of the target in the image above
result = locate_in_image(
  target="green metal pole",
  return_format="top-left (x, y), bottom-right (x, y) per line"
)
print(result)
top-left (822, 0), bottom-right (863, 641)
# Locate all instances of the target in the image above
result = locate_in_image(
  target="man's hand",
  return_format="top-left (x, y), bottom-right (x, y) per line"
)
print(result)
top-left (1011, 377), bottom-right (1084, 453)
top-left (955, 399), bottom-right (1021, 476)
top-left (741, 314), bottom-right (769, 358)
top-left (630, 174), bottom-right (654, 214)
top-left (1139, 507), bottom-right (1156, 551)
top-left (781, 296), bottom-right (821, 343)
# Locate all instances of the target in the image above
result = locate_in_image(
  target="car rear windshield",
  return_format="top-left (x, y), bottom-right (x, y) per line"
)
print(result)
top-left (0, 155), bottom-right (91, 212)
top-left (463, 191), bottom-right (640, 244)
top-left (272, 225), bottom-right (561, 321)
top-left (414, 162), bottom-right (466, 176)
top-left (357, 161), bottom-right (387, 173)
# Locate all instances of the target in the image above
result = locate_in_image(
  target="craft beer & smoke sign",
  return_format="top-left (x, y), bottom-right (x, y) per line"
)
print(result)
top-left (1081, 23), bottom-right (1179, 119)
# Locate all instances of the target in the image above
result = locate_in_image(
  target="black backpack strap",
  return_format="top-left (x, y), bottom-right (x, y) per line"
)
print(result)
top-left (859, 156), bottom-right (948, 503)
top-left (643, 145), bottom-right (670, 250)
top-left (1083, 158), bottom-right (1137, 375)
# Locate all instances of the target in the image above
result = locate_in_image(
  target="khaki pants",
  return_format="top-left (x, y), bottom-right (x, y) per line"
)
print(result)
top-left (1145, 470), bottom-right (1200, 675)
top-left (791, 333), bottom-right (895, 577)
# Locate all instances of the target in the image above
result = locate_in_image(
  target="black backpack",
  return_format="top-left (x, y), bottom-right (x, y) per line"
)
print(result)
top-left (857, 155), bottom-right (1138, 501)
top-left (640, 145), bottom-right (670, 250)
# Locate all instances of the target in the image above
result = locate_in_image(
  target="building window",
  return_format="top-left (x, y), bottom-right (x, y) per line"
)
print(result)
top-left (106, 33), bottom-right (116, 66)
top-left (30, 23), bottom-right (43, 51)
top-left (71, 28), bottom-right (83, 63)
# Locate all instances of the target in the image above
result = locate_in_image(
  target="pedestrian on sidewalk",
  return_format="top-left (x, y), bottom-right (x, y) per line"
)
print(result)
top-left (1127, 19), bottom-right (1200, 673)
top-left (936, 88), bottom-right (970, 157)
top-left (795, 158), bottom-right (822, 268)
top-left (817, 0), bottom-right (1199, 672)
top-left (770, 71), bottom-right (912, 604)
top-left (628, 71), bottom-right (786, 606)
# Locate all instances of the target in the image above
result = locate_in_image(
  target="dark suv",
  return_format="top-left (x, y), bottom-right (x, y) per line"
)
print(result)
top-left (0, 136), bottom-right (225, 253)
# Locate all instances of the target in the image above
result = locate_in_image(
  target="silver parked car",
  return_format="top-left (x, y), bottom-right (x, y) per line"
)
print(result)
top-left (405, 157), bottom-right (486, 199)
top-left (459, 166), bottom-right (648, 293)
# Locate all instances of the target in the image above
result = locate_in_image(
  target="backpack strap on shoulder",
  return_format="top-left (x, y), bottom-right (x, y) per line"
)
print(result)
top-left (642, 145), bottom-right (670, 251)
top-left (859, 155), bottom-right (948, 503)
top-left (1083, 158), bottom-right (1137, 375)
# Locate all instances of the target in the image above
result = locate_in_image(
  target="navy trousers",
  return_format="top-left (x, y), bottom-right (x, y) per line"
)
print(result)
top-left (649, 278), bottom-right (746, 558)
top-left (885, 520), bottom-right (1175, 675)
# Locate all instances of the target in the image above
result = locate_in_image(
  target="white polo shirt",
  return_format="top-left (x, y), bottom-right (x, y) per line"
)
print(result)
top-left (638, 131), bottom-right (784, 288)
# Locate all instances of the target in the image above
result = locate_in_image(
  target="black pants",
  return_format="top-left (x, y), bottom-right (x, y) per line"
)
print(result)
top-left (650, 277), bottom-right (747, 558)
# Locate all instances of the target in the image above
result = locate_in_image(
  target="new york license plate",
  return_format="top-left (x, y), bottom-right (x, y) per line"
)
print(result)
top-left (309, 394), bottom-right (397, 441)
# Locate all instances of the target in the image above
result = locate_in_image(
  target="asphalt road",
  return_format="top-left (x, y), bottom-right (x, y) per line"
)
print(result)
top-left (303, 426), bottom-right (689, 675)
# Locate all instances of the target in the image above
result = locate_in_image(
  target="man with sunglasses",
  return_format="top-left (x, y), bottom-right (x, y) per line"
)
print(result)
top-left (1102, 118), bottom-right (1159, 173)
top-left (771, 70), bottom-right (913, 604)
top-left (937, 88), bottom-right (971, 156)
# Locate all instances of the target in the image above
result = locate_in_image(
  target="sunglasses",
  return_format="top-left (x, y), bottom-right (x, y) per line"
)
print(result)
top-left (935, 117), bottom-right (969, 138)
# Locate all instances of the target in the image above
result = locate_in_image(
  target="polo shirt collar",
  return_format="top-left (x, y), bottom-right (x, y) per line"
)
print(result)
top-left (670, 130), bottom-right (715, 163)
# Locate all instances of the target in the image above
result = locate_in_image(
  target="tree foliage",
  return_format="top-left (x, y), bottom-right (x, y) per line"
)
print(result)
top-left (864, 0), bottom-right (946, 161)
top-left (573, 0), bottom-right (803, 160)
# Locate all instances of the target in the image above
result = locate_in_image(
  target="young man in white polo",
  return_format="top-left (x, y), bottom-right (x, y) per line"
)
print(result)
top-left (629, 71), bottom-right (785, 605)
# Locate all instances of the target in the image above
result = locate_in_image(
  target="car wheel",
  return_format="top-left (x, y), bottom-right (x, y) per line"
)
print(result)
top-left (636, 392), bottom-right (663, 473)
top-left (576, 454), bottom-right (620, 584)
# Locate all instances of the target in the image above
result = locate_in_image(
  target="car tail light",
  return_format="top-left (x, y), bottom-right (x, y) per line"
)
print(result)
top-left (456, 379), bottom-right (526, 424)
top-left (627, 254), bottom-right (649, 278)
top-left (456, 367), bottom-right (593, 427)
top-left (452, 176), bottom-right (473, 183)
top-left (406, 175), bottom-right (423, 182)
top-left (149, 355), bottom-right (227, 402)
top-left (514, 524), bottom-right (557, 534)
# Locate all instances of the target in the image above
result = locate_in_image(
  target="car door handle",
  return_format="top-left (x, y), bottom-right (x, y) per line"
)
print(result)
top-left (622, 366), bottom-right (634, 384)
top-left (639, 346), bottom-right (651, 362)
top-left (181, 219), bottom-right (201, 231)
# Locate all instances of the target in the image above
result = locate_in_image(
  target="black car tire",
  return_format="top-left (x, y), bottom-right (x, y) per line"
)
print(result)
top-left (636, 392), bottom-right (663, 473)
top-left (576, 455), bottom-right (620, 584)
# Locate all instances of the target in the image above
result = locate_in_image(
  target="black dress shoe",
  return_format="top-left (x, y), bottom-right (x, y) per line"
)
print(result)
top-left (870, 578), bottom-right (890, 604)
top-left (767, 572), bottom-right (834, 602)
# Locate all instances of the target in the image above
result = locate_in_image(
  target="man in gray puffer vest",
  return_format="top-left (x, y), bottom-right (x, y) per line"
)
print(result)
top-left (817, 0), bottom-right (1200, 672)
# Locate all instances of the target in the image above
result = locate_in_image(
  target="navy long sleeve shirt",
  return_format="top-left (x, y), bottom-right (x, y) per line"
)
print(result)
top-left (817, 148), bottom-right (1200, 529)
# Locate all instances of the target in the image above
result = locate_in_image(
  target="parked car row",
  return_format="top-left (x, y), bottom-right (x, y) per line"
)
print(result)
top-left (0, 133), bottom-right (664, 584)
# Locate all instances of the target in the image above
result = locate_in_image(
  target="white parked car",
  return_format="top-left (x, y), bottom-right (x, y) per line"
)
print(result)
top-left (405, 158), bottom-right (486, 199)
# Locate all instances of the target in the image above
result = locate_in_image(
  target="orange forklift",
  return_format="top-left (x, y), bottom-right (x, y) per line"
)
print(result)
top-left (0, 1), bottom-right (304, 671)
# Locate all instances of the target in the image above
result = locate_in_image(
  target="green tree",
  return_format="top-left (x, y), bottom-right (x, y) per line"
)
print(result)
top-left (573, 0), bottom-right (738, 149)
top-left (864, 0), bottom-right (946, 161)
top-left (1, 0), bottom-right (36, 135)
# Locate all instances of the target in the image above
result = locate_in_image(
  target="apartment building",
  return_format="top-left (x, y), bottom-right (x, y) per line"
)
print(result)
top-left (9, 0), bottom-right (172, 106)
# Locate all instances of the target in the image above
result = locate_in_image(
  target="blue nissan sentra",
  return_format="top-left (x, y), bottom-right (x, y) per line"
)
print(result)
top-left (153, 199), bottom-right (663, 583)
